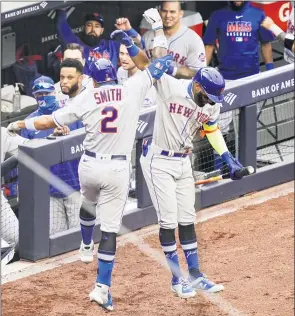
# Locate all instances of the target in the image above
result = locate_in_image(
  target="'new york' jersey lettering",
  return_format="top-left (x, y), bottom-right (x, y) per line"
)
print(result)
top-left (153, 74), bottom-right (220, 152)
top-left (143, 25), bottom-right (206, 69)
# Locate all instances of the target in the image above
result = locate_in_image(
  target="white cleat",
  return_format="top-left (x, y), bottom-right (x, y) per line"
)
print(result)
top-left (89, 283), bottom-right (114, 311)
top-left (189, 273), bottom-right (225, 293)
top-left (79, 240), bottom-right (95, 263)
top-left (171, 277), bottom-right (196, 299)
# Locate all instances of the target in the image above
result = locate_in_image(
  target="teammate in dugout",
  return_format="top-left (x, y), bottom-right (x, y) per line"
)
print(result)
top-left (21, 75), bottom-right (83, 235)
top-left (260, 4), bottom-right (294, 64)
top-left (203, 1), bottom-right (275, 80)
top-left (143, 1), bottom-right (206, 79)
top-left (56, 8), bottom-right (142, 74)
top-left (203, 1), bottom-right (275, 170)
top-left (111, 29), bottom-right (246, 298)
top-left (54, 43), bottom-right (94, 107)
top-left (7, 52), bottom-right (173, 311)
top-left (1, 128), bottom-right (27, 255)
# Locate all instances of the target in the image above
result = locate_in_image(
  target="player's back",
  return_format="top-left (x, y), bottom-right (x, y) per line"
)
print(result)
top-left (59, 70), bottom-right (152, 155)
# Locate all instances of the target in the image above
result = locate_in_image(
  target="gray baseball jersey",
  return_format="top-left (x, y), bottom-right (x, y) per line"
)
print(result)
top-left (143, 25), bottom-right (206, 69)
top-left (284, 6), bottom-right (294, 64)
top-left (117, 67), bottom-right (158, 108)
top-left (153, 74), bottom-right (221, 152)
top-left (52, 70), bottom-right (152, 154)
top-left (1, 127), bottom-right (28, 163)
top-left (140, 75), bottom-right (221, 230)
top-left (1, 127), bottom-right (25, 248)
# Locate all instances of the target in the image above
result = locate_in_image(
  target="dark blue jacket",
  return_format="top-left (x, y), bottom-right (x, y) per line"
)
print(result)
top-left (56, 10), bottom-right (120, 75)
top-left (203, 2), bottom-right (274, 79)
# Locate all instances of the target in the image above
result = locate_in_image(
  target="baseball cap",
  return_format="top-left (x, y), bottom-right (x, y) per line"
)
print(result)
top-left (84, 12), bottom-right (104, 27)
top-left (32, 76), bottom-right (55, 95)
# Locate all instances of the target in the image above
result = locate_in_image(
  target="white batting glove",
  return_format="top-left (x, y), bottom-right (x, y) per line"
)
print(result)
top-left (143, 8), bottom-right (163, 31)
top-left (7, 122), bottom-right (21, 134)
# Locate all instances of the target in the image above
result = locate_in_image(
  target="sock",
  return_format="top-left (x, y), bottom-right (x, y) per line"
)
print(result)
top-left (96, 231), bottom-right (116, 287)
top-left (178, 224), bottom-right (200, 278)
top-left (159, 227), bottom-right (182, 281)
top-left (80, 202), bottom-right (96, 245)
top-left (97, 259), bottom-right (114, 287)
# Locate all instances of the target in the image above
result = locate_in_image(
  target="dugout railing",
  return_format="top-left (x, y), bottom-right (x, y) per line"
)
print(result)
top-left (17, 63), bottom-right (294, 261)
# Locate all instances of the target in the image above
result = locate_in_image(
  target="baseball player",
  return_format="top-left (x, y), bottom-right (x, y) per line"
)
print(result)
top-left (7, 49), bottom-right (172, 311)
top-left (21, 75), bottom-right (83, 235)
top-left (261, 5), bottom-right (294, 63)
top-left (142, 1), bottom-right (207, 79)
top-left (1, 127), bottom-right (28, 256)
top-left (54, 43), bottom-right (94, 107)
top-left (117, 44), bottom-right (158, 108)
top-left (114, 30), bottom-right (246, 298)
top-left (56, 9), bottom-right (141, 74)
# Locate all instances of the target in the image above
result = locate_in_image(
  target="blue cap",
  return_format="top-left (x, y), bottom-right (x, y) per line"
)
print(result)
top-left (32, 76), bottom-right (55, 95)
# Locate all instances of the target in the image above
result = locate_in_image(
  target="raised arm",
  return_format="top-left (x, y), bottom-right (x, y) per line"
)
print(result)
top-left (56, 9), bottom-right (82, 47)
top-left (142, 8), bottom-right (203, 79)
top-left (115, 17), bottom-right (142, 47)
top-left (110, 30), bottom-right (151, 70)
top-left (261, 16), bottom-right (295, 53)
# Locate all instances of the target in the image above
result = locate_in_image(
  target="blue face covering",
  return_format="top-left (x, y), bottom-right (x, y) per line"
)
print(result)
top-left (36, 95), bottom-right (59, 114)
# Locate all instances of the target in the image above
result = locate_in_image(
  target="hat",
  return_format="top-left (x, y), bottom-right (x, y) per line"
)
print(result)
top-left (84, 13), bottom-right (104, 27)
top-left (32, 76), bottom-right (55, 95)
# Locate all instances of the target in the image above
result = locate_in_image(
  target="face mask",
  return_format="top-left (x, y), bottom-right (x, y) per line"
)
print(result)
top-left (194, 92), bottom-right (216, 108)
top-left (36, 95), bottom-right (58, 114)
top-left (82, 33), bottom-right (100, 47)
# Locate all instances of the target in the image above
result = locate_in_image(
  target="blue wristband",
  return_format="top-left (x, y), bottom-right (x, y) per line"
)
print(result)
top-left (126, 28), bottom-right (139, 38)
top-left (266, 63), bottom-right (274, 70)
top-left (127, 44), bottom-right (140, 57)
top-left (167, 65), bottom-right (174, 76)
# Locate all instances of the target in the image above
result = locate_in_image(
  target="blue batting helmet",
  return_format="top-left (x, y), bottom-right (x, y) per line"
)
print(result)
top-left (89, 58), bottom-right (117, 84)
top-left (193, 67), bottom-right (225, 103)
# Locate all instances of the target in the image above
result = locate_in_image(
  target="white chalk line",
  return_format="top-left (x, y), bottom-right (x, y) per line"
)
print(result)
top-left (2, 181), bottom-right (293, 316)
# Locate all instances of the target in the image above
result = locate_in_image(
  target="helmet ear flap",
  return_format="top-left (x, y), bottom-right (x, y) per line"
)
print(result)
top-left (89, 58), bottom-right (118, 84)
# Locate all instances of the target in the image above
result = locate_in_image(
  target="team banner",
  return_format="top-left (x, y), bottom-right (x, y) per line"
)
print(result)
top-left (221, 63), bottom-right (294, 112)
top-left (1, 1), bottom-right (81, 24)
top-left (57, 64), bottom-right (294, 161)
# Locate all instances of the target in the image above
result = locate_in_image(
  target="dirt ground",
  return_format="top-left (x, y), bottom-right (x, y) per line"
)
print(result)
top-left (2, 193), bottom-right (294, 316)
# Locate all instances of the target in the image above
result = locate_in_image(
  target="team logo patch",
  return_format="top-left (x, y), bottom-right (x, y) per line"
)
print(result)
top-left (198, 53), bottom-right (206, 62)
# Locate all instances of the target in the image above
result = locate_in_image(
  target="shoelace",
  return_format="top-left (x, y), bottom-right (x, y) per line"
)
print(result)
top-left (180, 278), bottom-right (192, 289)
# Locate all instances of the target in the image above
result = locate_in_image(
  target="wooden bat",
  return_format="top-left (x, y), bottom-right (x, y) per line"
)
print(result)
top-left (195, 166), bottom-right (255, 185)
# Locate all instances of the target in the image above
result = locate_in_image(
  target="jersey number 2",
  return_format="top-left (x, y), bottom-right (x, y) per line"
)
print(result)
top-left (101, 106), bottom-right (118, 133)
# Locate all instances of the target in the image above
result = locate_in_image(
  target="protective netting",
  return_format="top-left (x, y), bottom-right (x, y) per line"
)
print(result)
top-left (256, 92), bottom-right (295, 166)
top-left (192, 109), bottom-right (239, 181)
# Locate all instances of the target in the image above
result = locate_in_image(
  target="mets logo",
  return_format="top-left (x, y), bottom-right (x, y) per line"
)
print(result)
top-left (198, 53), bottom-right (206, 62)
top-left (88, 50), bottom-right (110, 62)
top-left (226, 21), bottom-right (252, 42)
